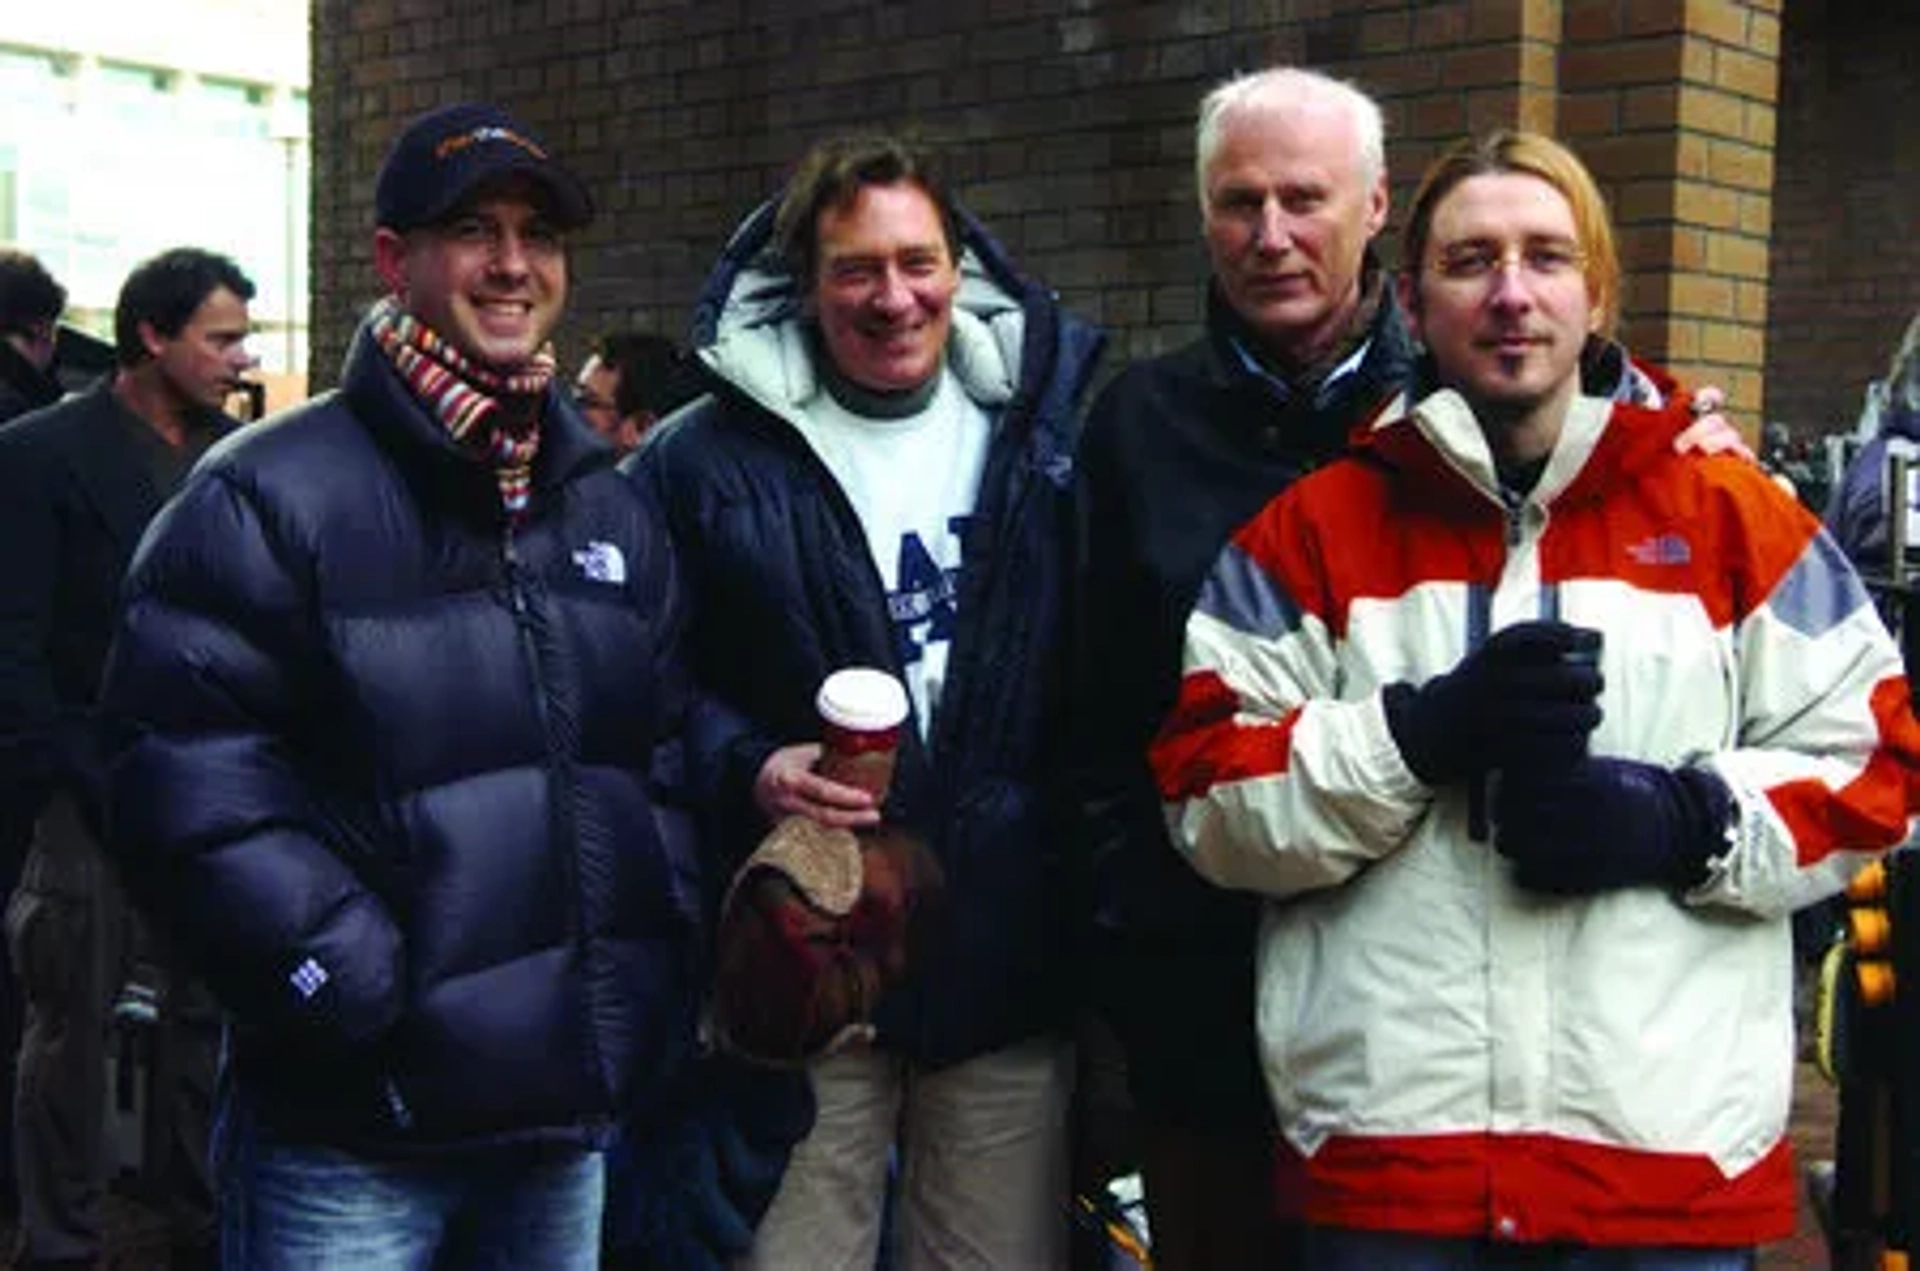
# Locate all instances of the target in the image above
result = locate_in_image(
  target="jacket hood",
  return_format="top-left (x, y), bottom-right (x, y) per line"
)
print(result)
top-left (687, 196), bottom-right (1040, 433)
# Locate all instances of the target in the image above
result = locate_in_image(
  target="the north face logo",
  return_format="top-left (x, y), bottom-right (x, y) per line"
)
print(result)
top-left (289, 957), bottom-right (329, 999)
top-left (1627, 533), bottom-right (1691, 565)
top-left (573, 541), bottom-right (627, 584)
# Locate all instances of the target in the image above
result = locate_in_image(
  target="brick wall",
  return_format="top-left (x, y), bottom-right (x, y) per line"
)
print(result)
top-left (1560, 1), bottom-right (1782, 421)
top-left (308, 0), bottom-right (1841, 432)
top-left (1766, 0), bottom-right (1920, 439)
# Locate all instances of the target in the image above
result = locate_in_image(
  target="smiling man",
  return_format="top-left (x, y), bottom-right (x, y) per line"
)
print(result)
top-left (629, 134), bottom-right (1104, 1268)
top-left (95, 104), bottom-right (701, 1270)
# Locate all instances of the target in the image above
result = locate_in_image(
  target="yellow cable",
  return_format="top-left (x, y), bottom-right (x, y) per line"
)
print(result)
top-left (1815, 936), bottom-right (1847, 1084)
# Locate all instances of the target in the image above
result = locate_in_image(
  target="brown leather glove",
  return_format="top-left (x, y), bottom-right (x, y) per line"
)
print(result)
top-left (713, 816), bottom-right (944, 1067)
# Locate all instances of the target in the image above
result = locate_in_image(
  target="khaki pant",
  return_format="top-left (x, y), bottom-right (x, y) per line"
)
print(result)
top-left (8, 793), bottom-right (216, 1263)
top-left (745, 1035), bottom-right (1072, 1271)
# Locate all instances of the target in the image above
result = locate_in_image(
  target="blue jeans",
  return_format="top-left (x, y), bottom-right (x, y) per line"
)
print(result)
top-left (1300, 1227), bottom-right (1757, 1271)
top-left (216, 1081), bottom-right (603, 1270)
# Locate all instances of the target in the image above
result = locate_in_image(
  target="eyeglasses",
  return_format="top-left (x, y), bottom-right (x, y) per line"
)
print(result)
top-left (1428, 239), bottom-right (1587, 284)
top-left (572, 388), bottom-right (616, 415)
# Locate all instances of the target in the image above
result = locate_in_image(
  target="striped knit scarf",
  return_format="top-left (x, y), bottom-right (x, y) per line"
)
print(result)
top-left (368, 296), bottom-right (554, 520)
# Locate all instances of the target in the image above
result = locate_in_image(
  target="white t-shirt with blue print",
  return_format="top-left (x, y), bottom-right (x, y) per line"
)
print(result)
top-left (790, 367), bottom-right (991, 743)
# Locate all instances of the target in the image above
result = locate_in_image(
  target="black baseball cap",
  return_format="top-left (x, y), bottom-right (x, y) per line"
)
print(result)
top-left (374, 102), bottom-right (593, 233)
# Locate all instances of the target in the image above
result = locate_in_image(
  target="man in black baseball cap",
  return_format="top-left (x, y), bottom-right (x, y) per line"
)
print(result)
top-left (374, 101), bottom-right (593, 234)
top-left (362, 101), bottom-right (590, 379)
top-left (98, 99), bottom-right (702, 1270)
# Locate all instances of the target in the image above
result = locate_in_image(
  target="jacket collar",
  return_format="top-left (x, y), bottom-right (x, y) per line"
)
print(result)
top-left (1202, 257), bottom-right (1414, 399)
top-left (55, 379), bottom-right (237, 557)
top-left (1210, 254), bottom-right (1388, 390)
top-left (1183, 256), bottom-right (1415, 467)
top-left (690, 197), bottom-right (1035, 432)
top-left (1363, 338), bottom-right (1689, 510)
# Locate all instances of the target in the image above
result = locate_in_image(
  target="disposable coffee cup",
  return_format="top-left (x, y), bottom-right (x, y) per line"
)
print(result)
top-left (814, 668), bottom-right (909, 800)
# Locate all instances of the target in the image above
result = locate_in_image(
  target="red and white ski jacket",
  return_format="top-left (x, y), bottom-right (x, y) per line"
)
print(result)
top-left (1150, 377), bottom-right (1920, 1246)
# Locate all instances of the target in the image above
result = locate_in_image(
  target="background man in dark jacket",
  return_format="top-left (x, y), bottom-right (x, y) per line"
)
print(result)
top-left (571, 329), bottom-right (703, 455)
top-left (0, 250), bottom-right (66, 426)
top-left (0, 245), bottom-right (256, 1270)
top-left (0, 244), bottom-right (68, 1230)
top-left (1826, 310), bottom-right (1920, 566)
top-left (632, 134), bottom-right (1103, 1269)
top-left (99, 103), bottom-right (700, 1271)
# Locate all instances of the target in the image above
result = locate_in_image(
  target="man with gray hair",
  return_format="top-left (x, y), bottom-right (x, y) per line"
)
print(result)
top-left (1070, 67), bottom-right (1740, 1269)
top-left (1071, 66), bottom-right (1410, 1269)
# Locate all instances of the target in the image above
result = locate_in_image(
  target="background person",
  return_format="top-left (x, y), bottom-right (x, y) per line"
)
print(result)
top-left (0, 249), bottom-right (66, 425)
top-left (0, 245), bottom-right (256, 1271)
top-left (573, 329), bottom-right (703, 454)
top-left (1826, 309), bottom-right (1920, 566)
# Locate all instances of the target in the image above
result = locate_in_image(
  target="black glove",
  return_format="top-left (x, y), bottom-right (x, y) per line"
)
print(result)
top-left (1494, 757), bottom-right (1733, 895)
top-left (606, 1054), bottom-right (816, 1270)
top-left (1382, 621), bottom-right (1604, 785)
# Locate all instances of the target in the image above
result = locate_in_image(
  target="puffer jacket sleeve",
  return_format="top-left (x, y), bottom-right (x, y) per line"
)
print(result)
top-left (1691, 467), bottom-right (1920, 916)
top-left (625, 415), bottom-right (780, 873)
top-left (101, 466), bottom-right (404, 1053)
top-left (1147, 487), bottom-right (1429, 898)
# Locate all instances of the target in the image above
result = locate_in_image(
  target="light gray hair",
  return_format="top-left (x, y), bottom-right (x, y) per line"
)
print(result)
top-left (1194, 67), bottom-right (1386, 211)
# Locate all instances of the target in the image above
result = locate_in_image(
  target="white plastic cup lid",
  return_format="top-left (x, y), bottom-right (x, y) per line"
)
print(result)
top-left (816, 667), bottom-right (909, 733)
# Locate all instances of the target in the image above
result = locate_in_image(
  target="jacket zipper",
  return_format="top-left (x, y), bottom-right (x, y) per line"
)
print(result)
top-left (1468, 488), bottom-right (1532, 842)
top-left (501, 523), bottom-right (604, 1092)
top-left (1501, 485), bottom-right (1527, 547)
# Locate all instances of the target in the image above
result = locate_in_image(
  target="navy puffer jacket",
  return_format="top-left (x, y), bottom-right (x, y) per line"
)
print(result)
top-left (633, 199), bottom-right (1104, 1068)
top-left (101, 324), bottom-right (702, 1153)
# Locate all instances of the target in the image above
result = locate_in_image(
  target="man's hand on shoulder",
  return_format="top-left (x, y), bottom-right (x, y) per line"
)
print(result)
top-left (1671, 385), bottom-right (1754, 462)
